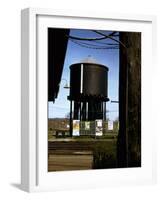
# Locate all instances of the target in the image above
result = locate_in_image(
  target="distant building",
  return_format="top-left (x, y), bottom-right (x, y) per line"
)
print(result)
top-left (48, 118), bottom-right (119, 137)
top-left (48, 118), bottom-right (70, 132)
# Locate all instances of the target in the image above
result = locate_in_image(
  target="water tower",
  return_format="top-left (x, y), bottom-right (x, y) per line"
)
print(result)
top-left (68, 57), bottom-right (109, 136)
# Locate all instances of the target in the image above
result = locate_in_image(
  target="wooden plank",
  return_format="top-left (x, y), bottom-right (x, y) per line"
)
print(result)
top-left (117, 32), bottom-right (141, 167)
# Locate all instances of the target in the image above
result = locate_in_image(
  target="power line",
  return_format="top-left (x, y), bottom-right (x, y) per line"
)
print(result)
top-left (93, 30), bottom-right (126, 48)
top-left (91, 40), bottom-right (119, 46)
top-left (69, 38), bottom-right (119, 50)
top-left (66, 30), bottom-right (123, 50)
top-left (70, 39), bottom-right (118, 48)
top-left (66, 31), bottom-right (126, 48)
top-left (66, 34), bottom-right (113, 41)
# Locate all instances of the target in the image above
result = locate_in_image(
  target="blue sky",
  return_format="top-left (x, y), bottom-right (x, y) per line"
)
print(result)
top-left (48, 29), bottom-right (119, 121)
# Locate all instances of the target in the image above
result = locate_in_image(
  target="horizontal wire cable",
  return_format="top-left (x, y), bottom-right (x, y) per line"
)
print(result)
top-left (66, 34), bottom-right (110, 41)
top-left (93, 30), bottom-right (126, 48)
top-left (69, 38), bottom-right (119, 50)
top-left (66, 30), bottom-right (125, 48)
top-left (69, 39), bottom-right (118, 48)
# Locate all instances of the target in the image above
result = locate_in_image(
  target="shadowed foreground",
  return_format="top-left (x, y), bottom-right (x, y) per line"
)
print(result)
top-left (48, 139), bottom-right (117, 171)
top-left (48, 152), bottom-right (93, 171)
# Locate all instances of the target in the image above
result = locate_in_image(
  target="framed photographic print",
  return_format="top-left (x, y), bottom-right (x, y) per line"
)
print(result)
top-left (21, 8), bottom-right (156, 192)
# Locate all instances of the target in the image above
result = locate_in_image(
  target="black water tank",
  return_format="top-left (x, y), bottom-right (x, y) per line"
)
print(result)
top-left (69, 60), bottom-right (108, 101)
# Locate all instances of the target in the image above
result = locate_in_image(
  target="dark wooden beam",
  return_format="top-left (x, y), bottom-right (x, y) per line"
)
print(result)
top-left (48, 28), bottom-right (70, 102)
top-left (117, 32), bottom-right (141, 168)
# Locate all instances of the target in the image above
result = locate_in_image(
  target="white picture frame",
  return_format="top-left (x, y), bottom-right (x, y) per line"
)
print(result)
top-left (21, 8), bottom-right (157, 192)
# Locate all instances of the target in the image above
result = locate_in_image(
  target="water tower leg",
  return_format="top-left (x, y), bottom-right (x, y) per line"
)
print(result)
top-left (69, 100), bottom-right (73, 137)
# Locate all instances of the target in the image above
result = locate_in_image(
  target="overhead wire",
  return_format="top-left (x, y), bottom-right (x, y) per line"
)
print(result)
top-left (93, 30), bottom-right (126, 48)
top-left (72, 40), bottom-right (119, 48)
top-left (91, 40), bottom-right (119, 46)
top-left (66, 33), bottom-right (115, 41)
top-left (66, 30), bottom-right (126, 50)
top-left (69, 38), bottom-right (119, 50)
